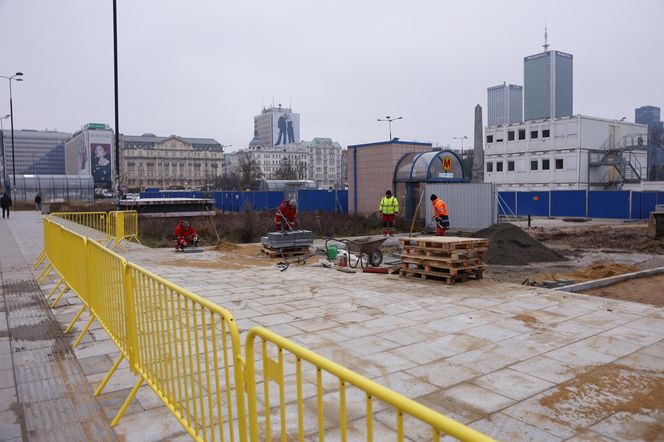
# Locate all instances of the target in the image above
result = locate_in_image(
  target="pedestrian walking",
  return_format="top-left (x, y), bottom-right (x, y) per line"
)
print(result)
top-left (1, 192), bottom-right (12, 219)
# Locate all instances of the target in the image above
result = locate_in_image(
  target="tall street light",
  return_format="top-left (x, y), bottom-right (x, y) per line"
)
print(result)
top-left (0, 72), bottom-right (23, 193)
top-left (113, 0), bottom-right (121, 198)
top-left (453, 135), bottom-right (468, 157)
top-left (377, 116), bottom-right (403, 141)
top-left (0, 114), bottom-right (10, 192)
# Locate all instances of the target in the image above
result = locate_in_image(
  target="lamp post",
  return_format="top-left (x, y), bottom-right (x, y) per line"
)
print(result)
top-left (1, 72), bottom-right (23, 193)
top-left (112, 0), bottom-right (121, 199)
top-left (0, 114), bottom-right (9, 192)
top-left (377, 116), bottom-right (403, 141)
top-left (453, 135), bottom-right (468, 158)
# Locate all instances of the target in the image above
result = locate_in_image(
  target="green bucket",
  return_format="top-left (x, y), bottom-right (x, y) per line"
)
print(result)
top-left (326, 245), bottom-right (338, 260)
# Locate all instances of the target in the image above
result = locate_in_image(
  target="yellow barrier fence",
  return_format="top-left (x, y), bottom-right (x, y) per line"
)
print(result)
top-left (245, 327), bottom-right (495, 442)
top-left (40, 213), bottom-right (494, 442)
top-left (50, 211), bottom-right (110, 241)
top-left (108, 210), bottom-right (141, 251)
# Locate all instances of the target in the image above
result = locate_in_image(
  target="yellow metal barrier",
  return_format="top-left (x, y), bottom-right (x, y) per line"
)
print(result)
top-left (245, 327), bottom-right (496, 442)
top-left (41, 212), bottom-right (494, 442)
top-left (50, 211), bottom-right (110, 241)
top-left (108, 210), bottom-right (141, 251)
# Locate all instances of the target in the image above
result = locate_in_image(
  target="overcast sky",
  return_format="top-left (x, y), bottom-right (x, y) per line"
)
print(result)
top-left (1, 0), bottom-right (663, 152)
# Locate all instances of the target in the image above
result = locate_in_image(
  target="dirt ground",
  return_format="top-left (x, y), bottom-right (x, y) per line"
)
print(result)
top-left (582, 274), bottom-right (664, 308)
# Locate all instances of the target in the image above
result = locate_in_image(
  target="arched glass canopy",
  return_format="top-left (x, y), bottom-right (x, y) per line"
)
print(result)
top-left (394, 150), bottom-right (465, 183)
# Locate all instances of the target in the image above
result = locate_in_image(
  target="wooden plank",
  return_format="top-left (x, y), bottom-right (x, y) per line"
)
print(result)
top-left (399, 268), bottom-right (482, 285)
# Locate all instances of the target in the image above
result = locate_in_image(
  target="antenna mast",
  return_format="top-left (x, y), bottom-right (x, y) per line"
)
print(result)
top-left (543, 23), bottom-right (550, 51)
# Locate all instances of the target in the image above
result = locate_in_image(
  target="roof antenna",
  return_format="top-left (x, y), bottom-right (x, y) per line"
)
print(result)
top-left (543, 22), bottom-right (550, 51)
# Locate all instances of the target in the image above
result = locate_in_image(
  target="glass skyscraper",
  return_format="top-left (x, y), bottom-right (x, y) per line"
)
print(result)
top-left (635, 105), bottom-right (662, 131)
top-left (524, 50), bottom-right (573, 121)
top-left (1, 129), bottom-right (71, 177)
top-left (487, 83), bottom-right (523, 127)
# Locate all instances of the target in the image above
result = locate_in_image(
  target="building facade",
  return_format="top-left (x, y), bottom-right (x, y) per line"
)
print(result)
top-left (65, 123), bottom-right (115, 188)
top-left (635, 105), bottom-right (663, 132)
top-left (253, 105), bottom-right (301, 148)
top-left (1, 129), bottom-right (71, 182)
top-left (484, 115), bottom-right (647, 190)
top-left (120, 134), bottom-right (225, 189)
top-left (487, 83), bottom-right (523, 127)
top-left (524, 50), bottom-right (573, 121)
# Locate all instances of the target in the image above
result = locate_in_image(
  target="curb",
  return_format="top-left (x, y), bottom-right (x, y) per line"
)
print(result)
top-left (555, 266), bottom-right (664, 293)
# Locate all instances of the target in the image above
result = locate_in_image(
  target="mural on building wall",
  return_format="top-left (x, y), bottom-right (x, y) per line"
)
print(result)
top-left (91, 143), bottom-right (112, 186)
top-left (273, 112), bottom-right (300, 146)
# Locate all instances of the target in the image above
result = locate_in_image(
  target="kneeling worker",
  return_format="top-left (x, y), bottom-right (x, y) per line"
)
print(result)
top-left (378, 190), bottom-right (399, 235)
top-left (430, 194), bottom-right (449, 236)
top-left (275, 199), bottom-right (298, 231)
top-left (175, 220), bottom-right (199, 250)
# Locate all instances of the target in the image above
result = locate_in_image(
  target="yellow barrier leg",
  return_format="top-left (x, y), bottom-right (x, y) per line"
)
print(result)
top-left (117, 240), bottom-right (128, 253)
top-left (46, 279), bottom-right (64, 301)
top-left (33, 250), bottom-right (46, 270)
top-left (73, 316), bottom-right (94, 347)
top-left (94, 354), bottom-right (124, 397)
top-left (50, 285), bottom-right (70, 309)
top-left (64, 305), bottom-right (86, 333)
top-left (110, 377), bottom-right (143, 427)
top-left (37, 264), bottom-right (53, 284)
top-left (131, 235), bottom-right (142, 245)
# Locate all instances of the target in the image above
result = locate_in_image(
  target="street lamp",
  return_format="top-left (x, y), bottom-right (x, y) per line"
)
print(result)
top-left (0, 114), bottom-right (10, 192)
top-left (0, 72), bottom-right (23, 193)
top-left (377, 116), bottom-right (403, 141)
top-left (453, 135), bottom-right (468, 157)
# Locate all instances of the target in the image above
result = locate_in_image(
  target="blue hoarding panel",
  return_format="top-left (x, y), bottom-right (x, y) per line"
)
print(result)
top-left (497, 192), bottom-right (516, 216)
top-left (637, 192), bottom-right (658, 219)
top-left (297, 190), bottom-right (348, 213)
top-left (588, 191), bottom-right (630, 219)
top-left (658, 192), bottom-right (664, 205)
top-left (517, 191), bottom-right (549, 216)
top-left (630, 192), bottom-right (641, 220)
top-left (550, 190), bottom-right (586, 217)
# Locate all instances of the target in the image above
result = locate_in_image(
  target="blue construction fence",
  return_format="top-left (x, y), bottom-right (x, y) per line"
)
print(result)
top-left (498, 190), bottom-right (664, 220)
top-left (139, 189), bottom-right (349, 214)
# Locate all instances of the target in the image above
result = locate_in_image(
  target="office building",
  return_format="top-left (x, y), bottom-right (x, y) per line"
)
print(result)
top-left (253, 105), bottom-right (301, 148)
top-left (524, 50), bottom-right (573, 121)
top-left (1, 129), bottom-right (71, 181)
top-left (484, 115), bottom-right (647, 190)
top-left (65, 123), bottom-right (115, 188)
top-left (120, 133), bottom-right (225, 190)
top-left (487, 83), bottom-right (523, 126)
top-left (635, 105), bottom-right (663, 131)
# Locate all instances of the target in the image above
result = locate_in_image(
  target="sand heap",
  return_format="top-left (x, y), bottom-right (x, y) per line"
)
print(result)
top-left (473, 223), bottom-right (566, 265)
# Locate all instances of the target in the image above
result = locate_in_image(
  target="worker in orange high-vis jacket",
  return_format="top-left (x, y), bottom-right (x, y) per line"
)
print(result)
top-left (430, 194), bottom-right (449, 236)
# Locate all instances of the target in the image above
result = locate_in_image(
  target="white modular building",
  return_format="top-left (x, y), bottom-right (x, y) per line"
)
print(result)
top-left (484, 115), bottom-right (648, 190)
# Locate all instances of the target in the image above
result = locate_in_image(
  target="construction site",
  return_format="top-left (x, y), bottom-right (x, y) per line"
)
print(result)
top-left (1, 202), bottom-right (663, 442)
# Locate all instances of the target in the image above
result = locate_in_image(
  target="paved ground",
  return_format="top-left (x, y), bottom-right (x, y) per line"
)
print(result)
top-left (2, 211), bottom-right (664, 441)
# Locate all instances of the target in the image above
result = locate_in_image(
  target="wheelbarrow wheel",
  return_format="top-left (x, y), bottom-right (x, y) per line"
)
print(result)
top-left (369, 249), bottom-right (383, 267)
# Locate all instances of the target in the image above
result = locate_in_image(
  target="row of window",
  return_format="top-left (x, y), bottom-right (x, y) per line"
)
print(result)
top-left (486, 158), bottom-right (564, 172)
top-left (487, 128), bottom-right (552, 143)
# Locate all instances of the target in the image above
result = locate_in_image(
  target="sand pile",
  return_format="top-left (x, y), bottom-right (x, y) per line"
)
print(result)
top-left (473, 223), bottom-right (566, 265)
top-left (568, 262), bottom-right (639, 281)
top-left (214, 241), bottom-right (240, 252)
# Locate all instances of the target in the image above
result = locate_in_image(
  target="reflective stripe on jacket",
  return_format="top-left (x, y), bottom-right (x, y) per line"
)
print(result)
top-left (379, 196), bottom-right (399, 215)
top-left (432, 198), bottom-right (448, 218)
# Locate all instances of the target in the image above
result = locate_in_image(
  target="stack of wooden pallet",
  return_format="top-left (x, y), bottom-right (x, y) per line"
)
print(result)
top-left (261, 245), bottom-right (309, 258)
top-left (399, 236), bottom-right (489, 284)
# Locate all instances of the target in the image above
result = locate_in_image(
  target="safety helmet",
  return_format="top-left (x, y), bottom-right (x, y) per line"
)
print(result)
top-left (289, 199), bottom-right (297, 208)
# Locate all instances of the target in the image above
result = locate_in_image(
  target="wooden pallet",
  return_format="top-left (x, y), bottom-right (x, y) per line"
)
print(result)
top-left (261, 246), bottom-right (309, 258)
top-left (400, 267), bottom-right (483, 285)
top-left (401, 257), bottom-right (483, 270)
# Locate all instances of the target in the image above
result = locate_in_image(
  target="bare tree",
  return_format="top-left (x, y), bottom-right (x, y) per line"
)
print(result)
top-left (274, 157), bottom-right (297, 180)
top-left (238, 153), bottom-right (263, 189)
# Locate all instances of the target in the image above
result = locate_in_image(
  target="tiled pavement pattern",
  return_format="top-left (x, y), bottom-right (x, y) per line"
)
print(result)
top-left (0, 215), bottom-right (117, 441)
top-left (3, 211), bottom-right (664, 441)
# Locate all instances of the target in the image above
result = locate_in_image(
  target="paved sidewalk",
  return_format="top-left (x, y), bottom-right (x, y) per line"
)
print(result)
top-left (3, 211), bottom-right (664, 441)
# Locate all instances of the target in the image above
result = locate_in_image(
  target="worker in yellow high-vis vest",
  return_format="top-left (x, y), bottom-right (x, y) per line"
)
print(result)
top-left (378, 190), bottom-right (400, 236)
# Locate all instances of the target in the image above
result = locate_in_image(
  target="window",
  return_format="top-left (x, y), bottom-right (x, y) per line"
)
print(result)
top-left (508, 161), bottom-right (515, 171)
top-left (542, 129), bottom-right (550, 138)
top-left (486, 162), bottom-right (493, 172)
top-left (508, 131), bottom-right (515, 141)
top-left (518, 129), bottom-right (526, 140)
top-left (496, 161), bottom-right (504, 172)
top-left (496, 137), bottom-right (504, 143)
top-left (530, 160), bottom-right (538, 170)
top-left (530, 130), bottom-right (538, 139)
top-left (542, 159), bottom-right (550, 170)
top-left (486, 135), bottom-right (494, 143)
top-left (556, 158), bottom-right (564, 169)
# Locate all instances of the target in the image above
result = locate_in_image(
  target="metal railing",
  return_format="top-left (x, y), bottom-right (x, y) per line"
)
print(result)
top-left (38, 213), bottom-right (495, 442)
top-left (108, 210), bottom-right (141, 251)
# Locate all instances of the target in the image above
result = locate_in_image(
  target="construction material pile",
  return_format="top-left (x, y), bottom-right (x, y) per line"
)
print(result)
top-left (400, 236), bottom-right (488, 285)
top-left (473, 223), bottom-right (565, 265)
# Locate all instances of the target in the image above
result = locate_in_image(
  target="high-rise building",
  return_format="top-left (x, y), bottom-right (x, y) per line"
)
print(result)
top-left (1, 129), bottom-right (71, 178)
top-left (253, 105), bottom-right (301, 148)
top-left (487, 82), bottom-right (523, 126)
top-left (635, 105), bottom-right (663, 131)
top-left (524, 30), bottom-right (573, 121)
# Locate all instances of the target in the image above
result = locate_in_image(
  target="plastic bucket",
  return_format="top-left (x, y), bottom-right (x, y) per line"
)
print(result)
top-left (326, 245), bottom-right (338, 260)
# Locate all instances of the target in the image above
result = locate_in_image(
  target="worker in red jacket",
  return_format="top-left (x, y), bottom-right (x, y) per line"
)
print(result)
top-left (275, 199), bottom-right (298, 231)
top-left (175, 220), bottom-right (199, 250)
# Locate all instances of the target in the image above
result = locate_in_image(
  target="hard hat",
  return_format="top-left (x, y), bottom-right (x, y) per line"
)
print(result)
top-left (183, 221), bottom-right (190, 228)
top-left (289, 199), bottom-right (297, 208)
